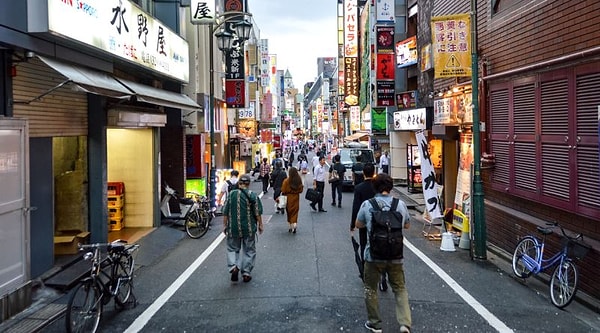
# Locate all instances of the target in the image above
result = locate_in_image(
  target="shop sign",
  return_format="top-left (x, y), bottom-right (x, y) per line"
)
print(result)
top-left (396, 90), bottom-right (418, 110)
top-left (376, 0), bottom-right (395, 23)
top-left (238, 108), bottom-right (254, 119)
top-left (190, 0), bottom-right (215, 25)
top-left (349, 105), bottom-right (361, 131)
top-left (415, 131), bottom-right (443, 220)
top-left (376, 54), bottom-right (394, 80)
top-left (376, 26), bottom-right (395, 53)
top-left (433, 93), bottom-right (472, 124)
top-left (396, 36), bottom-right (418, 68)
top-left (371, 107), bottom-right (387, 135)
top-left (43, 0), bottom-right (189, 82)
top-left (260, 39), bottom-right (270, 87)
top-left (226, 80), bottom-right (245, 108)
top-left (421, 43), bottom-right (433, 71)
top-left (393, 108), bottom-right (427, 131)
top-left (431, 13), bottom-right (472, 78)
top-left (376, 80), bottom-right (394, 107)
top-left (343, 0), bottom-right (358, 58)
top-left (344, 57), bottom-right (359, 106)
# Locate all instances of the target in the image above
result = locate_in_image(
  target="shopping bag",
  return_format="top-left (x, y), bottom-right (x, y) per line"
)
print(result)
top-left (305, 188), bottom-right (322, 202)
top-left (277, 195), bottom-right (287, 209)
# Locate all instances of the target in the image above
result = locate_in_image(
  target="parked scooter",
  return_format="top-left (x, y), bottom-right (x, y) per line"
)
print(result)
top-left (160, 183), bottom-right (209, 239)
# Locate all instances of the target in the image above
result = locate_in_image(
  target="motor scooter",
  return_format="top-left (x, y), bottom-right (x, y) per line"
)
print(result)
top-left (160, 183), bottom-right (209, 239)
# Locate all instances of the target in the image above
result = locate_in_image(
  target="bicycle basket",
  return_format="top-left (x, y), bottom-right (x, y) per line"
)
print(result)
top-left (563, 238), bottom-right (591, 260)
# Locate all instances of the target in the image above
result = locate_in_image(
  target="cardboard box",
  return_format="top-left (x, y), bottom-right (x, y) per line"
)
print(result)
top-left (53, 231), bottom-right (91, 255)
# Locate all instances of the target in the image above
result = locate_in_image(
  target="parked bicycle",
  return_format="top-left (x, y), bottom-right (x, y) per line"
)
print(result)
top-left (512, 222), bottom-right (590, 308)
top-left (65, 240), bottom-right (140, 333)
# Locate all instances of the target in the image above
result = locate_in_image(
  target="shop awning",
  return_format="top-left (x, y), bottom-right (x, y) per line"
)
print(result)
top-left (116, 78), bottom-right (200, 111)
top-left (38, 56), bottom-right (132, 99)
top-left (344, 131), bottom-right (370, 142)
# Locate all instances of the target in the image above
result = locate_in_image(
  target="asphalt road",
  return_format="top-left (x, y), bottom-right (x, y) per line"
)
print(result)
top-left (43, 153), bottom-right (600, 332)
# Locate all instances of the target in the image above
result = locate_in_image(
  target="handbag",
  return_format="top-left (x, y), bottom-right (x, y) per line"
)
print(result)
top-left (305, 188), bottom-right (322, 202)
top-left (277, 195), bottom-right (287, 209)
top-left (328, 169), bottom-right (340, 183)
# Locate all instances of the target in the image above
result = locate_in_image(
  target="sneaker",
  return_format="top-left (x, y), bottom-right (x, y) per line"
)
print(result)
top-left (400, 325), bottom-right (411, 333)
top-left (242, 275), bottom-right (252, 283)
top-left (230, 267), bottom-right (239, 282)
top-left (364, 321), bottom-right (382, 333)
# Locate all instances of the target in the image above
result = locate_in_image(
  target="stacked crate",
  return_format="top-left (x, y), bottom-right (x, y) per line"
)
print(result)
top-left (108, 182), bottom-right (125, 231)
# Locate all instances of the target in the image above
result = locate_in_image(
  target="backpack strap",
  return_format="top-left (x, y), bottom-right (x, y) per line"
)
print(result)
top-left (391, 197), bottom-right (399, 211)
top-left (369, 198), bottom-right (381, 211)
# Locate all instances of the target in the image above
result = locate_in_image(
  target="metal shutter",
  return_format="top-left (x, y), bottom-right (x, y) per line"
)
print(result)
top-left (12, 58), bottom-right (88, 137)
top-left (489, 88), bottom-right (510, 186)
top-left (576, 72), bottom-right (600, 211)
top-left (513, 83), bottom-right (536, 194)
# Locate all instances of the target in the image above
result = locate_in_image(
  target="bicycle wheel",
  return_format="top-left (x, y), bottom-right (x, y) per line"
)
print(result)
top-left (66, 281), bottom-right (102, 333)
top-left (185, 209), bottom-right (209, 239)
top-left (113, 254), bottom-right (134, 306)
top-left (512, 236), bottom-right (539, 278)
top-left (550, 260), bottom-right (579, 308)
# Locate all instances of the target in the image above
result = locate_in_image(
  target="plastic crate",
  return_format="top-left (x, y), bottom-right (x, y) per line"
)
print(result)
top-left (107, 182), bottom-right (125, 196)
top-left (109, 217), bottom-right (124, 231)
top-left (108, 206), bottom-right (124, 219)
top-left (108, 194), bottom-right (125, 207)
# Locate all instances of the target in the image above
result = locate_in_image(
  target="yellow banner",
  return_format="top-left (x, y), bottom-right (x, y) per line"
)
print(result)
top-left (431, 13), bottom-right (471, 78)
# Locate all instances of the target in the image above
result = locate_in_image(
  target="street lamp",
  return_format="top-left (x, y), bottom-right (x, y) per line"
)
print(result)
top-left (209, 13), bottom-right (253, 209)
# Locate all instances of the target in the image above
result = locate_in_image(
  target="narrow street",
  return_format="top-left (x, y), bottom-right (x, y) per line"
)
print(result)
top-left (39, 152), bottom-right (599, 332)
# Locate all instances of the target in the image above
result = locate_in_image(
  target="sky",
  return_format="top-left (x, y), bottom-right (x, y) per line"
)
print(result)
top-left (248, 0), bottom-right (338, 90)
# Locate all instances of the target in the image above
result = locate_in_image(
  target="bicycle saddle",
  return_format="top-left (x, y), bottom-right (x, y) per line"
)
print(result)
top-left (536, 226), bottom-right (553, 235)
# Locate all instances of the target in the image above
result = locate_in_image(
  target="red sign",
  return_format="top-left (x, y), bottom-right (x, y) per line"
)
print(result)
top-left (376, 53), bottom-right (394, 80)
top-left (226, 79), bottom-right (245, 108)
top-left (273, 134), bottom-right (281, 148)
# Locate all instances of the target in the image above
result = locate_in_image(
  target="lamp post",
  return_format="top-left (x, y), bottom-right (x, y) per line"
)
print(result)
top-left (208, 13), bottom-right (253, 209)
top-left (470, 0), bottom-right (486, 259)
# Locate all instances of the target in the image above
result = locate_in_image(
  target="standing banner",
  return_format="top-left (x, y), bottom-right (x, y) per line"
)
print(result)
top-left (431, 13), bottom-right (471, 78)
top-left (454, 133), bottom-right (473, 216)
top-left (416, 131), bottom-right (443, 220)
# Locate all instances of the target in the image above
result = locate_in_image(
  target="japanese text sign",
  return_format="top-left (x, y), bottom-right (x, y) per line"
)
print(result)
top-left (343, 0), bottom-right (358, 57)
top-left (431, 13), bottom-right (471, 78)
top-left (190, 0), bottom-right (215, 24)
top-left (416, 131), bottom-right (443, 220)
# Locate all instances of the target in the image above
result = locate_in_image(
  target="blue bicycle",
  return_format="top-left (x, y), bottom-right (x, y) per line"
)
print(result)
top-left (512, 222), bottom-right (590, 308)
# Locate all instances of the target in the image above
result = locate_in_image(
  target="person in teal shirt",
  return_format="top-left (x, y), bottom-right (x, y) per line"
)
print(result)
top-left (223, 174), bottom-right (264, 283)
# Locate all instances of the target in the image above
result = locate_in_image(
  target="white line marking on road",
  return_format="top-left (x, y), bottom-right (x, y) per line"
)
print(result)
top-left (404, 239), bottom-right (514, 333)
top-left (123, 232), bottom-right (226, 333)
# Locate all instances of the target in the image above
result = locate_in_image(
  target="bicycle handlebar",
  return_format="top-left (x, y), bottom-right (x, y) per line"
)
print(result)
top-left (544, 221), bottom-right (583, 241)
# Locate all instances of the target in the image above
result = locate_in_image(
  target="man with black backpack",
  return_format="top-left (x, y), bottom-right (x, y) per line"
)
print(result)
top-left (217, 170), bottom-right (239, 207)
top-left (355, 173), bottom-right (412, 333)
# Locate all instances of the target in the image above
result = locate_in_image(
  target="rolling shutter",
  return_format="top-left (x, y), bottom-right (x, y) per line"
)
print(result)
top-left (12, 58), bottom-right (88, 137)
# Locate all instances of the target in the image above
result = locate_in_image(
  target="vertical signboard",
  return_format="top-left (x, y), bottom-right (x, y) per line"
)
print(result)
top-left (190, 0), bottom-right (216, 24)
top-left (224, 0), bottom-right (246, 108)
top-left (343, 0), bottom-right (359, 107)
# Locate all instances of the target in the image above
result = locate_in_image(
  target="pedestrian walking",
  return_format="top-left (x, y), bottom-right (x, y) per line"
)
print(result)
top-left (352, 155), bottom-right (365, 186)
top-left (252, 151), bottom-right (261, 177)
top-left (350, 163), bottom-right (376, 278)
top-left (379, 151), bottom-right (390, 174)
top-left (259, 157), bottom-right (271, 194)
top-left (281, 167), bottom-right (304, 233)
top-left (329, 154), bottom-right (346, 208)
top-left (355, 173), bottom-right (411, 333)
top-left (222, 174), bottom-right (264, 283)
top-left (311, 155), bottom-right (328, 212)
top-left (217, 170), bottom-right (239, 207)
top-left (270, 160), bottom-right (287, 214)
top-left (311, 153), bottom-right (320, 175)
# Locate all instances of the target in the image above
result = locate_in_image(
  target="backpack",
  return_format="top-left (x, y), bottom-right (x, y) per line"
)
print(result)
top-left (368, 198), bottom-right (404, 260)
top-left (226, 180), bottom-right (238, 192)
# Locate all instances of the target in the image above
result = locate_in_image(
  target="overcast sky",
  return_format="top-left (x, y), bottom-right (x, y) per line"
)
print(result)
top-left (249, 0), bottom-right (338, 90)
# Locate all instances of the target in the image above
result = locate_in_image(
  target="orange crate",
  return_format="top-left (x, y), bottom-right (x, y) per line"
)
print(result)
top-left (108, 194), bottom-right (124, 207)
top-left (109, 217), bottom-right (124, 231)
top-left (108, 182), bottom-right (125, 196)
top-left (108, 206), bottom-right (124, 219)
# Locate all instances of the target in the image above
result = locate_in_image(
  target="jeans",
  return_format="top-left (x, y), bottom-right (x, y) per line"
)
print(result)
top-left (226, 235), bottom-right (257, 277)
top-left (331, 181), bottom-right (342, 204)
top-left (363, 261), bottom-right (411, 329)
